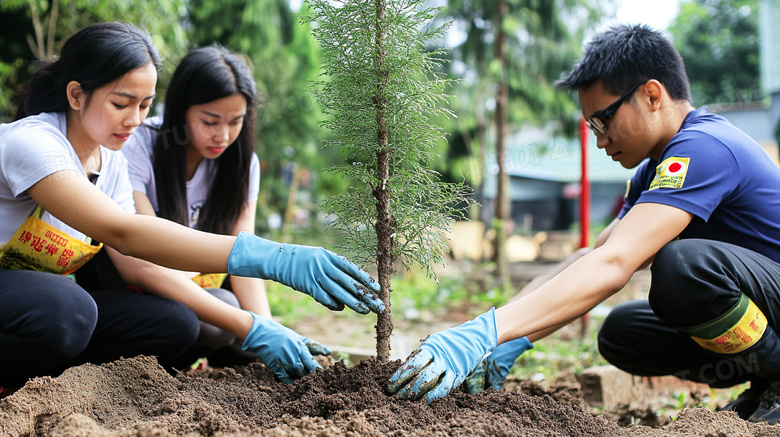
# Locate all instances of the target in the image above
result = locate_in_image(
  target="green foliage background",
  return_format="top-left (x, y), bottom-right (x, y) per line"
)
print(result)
top-left (439, 0), bottom-right (604, 190)
top-left (668, 0), bottom-right (761, 106)
top-left (0, 0), bottom-right (189, 119)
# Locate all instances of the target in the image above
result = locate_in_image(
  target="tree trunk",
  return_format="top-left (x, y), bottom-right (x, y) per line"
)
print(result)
top-left (474, 30), bottom-right (488, 224)
top-left (493, 0), bottom-right (510, 284)
top-left (373, 0), bottom-right (394, 362)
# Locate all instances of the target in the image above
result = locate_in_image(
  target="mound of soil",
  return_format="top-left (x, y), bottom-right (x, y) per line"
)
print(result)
top-left (1, 356), bottom-right (777, 436)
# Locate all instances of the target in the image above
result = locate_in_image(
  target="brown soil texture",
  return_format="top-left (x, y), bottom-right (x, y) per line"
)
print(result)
top-left (1, 355), bottom-right (778, 437)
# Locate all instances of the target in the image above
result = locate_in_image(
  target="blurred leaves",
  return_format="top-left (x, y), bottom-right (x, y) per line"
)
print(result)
top-left (668, 0), bottom-right (760, 106)
top-left (441, 0), bottom-right (605, 169)
top-left (0, 0), bottom-right (188, 119)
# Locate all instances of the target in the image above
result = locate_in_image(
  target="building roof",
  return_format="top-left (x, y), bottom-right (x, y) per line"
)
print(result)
top-left (488, 125), bottom-right (637, 183)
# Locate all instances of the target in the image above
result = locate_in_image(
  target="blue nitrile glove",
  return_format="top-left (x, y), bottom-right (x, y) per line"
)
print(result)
top-left (228, 232), bottom-right (383, 314)
top-left (465, 336), bottom-right (533, 394)
top-left (241, 312), bottom-right (331, 384)
top-left (386, 308), bottom-right (498, 402)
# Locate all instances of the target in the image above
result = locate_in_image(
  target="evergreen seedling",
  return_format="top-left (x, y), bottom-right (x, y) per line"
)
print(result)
top-left (302, 0), bottom-right (471, 361)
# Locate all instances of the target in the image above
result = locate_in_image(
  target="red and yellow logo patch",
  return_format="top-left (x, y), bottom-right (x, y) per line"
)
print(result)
top-left (691, 298), bottom-right (767, 354)
top-left (650, 157), bottom-right (690, 190)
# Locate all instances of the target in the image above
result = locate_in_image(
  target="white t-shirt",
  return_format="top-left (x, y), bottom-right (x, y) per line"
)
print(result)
top-left (123, 116), bottom-right (260, 229)
top-left (0, 112), bottom-right (136, 245)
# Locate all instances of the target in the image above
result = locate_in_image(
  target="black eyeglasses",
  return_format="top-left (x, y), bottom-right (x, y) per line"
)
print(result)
top-left (585, 81), bottom-right (648, 135)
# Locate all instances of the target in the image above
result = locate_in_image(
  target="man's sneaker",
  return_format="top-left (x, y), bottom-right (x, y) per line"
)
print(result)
top-left (748, 381), bottom-right (780, 423)
top-left (717, 382), bottom-right (767, 420)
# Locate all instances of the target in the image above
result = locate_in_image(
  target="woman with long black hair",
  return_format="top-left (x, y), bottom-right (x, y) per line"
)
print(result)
top-left (113, 46), bottom-right (281, 368)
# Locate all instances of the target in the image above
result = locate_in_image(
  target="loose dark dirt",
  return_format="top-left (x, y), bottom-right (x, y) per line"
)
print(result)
top-left (1, 355), bottom-right (778, 436)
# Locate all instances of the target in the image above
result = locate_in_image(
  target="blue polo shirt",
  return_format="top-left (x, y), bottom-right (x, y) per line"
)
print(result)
top-left (619, 107), bottom-right (780, 264)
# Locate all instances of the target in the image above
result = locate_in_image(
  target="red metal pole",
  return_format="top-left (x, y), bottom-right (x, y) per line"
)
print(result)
top-left (579, 117), bottom-right (590, 248)
top-left (579, 117), bottom-right (591, 338)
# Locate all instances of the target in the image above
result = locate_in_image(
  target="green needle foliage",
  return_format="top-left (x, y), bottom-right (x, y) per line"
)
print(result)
top-left (302, 0), bottom-right (472, 360)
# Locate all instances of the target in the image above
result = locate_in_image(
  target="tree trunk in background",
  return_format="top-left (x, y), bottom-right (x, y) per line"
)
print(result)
top-left (474, 31), bottom-right (488, 224)
top-left (493, 0), bottom-right (510, 284)
top-left (373, 0), bottom-right (394, 362)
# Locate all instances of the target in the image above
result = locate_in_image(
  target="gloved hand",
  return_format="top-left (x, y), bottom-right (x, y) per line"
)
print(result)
top-left (241, 311), bottom-right (331, 383)
top-left (465, 336), bottom-right (533, 394)
top-left (386, 308), bottom-right (498, 402)
top-left (228, 232), bottom-right (383, 314)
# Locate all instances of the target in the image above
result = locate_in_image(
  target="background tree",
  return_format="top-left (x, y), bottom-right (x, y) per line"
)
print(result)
top-left (442, 0), bottom-right (604, 283)
top-left (0, 0), bottom-right (188, 120)
top-left (304, 0), bottom-right (472, 361)
top-left (668, 0), bottom-right (761, 106)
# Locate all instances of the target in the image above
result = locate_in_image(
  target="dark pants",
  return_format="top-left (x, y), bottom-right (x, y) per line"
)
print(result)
top-left (598, 239), bottom-right (780, 388)
top-left (76, 249), bottom-right (256, 369)
top-left (0, 269), bottom-right (199, 386)
top-left (171, 286), bottom-right (258, 369)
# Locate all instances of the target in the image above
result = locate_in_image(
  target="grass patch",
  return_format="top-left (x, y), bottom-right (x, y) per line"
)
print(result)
top-left (510, 315), bottom-right (609, 383)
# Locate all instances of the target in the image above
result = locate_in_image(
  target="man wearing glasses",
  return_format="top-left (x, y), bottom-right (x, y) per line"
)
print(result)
top-left (386, 24), bottom-right (780, 423)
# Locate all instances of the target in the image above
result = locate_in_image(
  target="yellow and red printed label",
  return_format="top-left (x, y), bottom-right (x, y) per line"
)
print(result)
top-left (0, 214), bottom-right (102, 275)
top-left (691, 299), bottom-right (767, 354)
top-left (192, 273), bottom-right (228, 289)
top-left (650, 157), bottom-right (690, 190)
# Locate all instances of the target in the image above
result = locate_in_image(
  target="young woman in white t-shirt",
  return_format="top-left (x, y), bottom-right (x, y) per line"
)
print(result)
top-left (0, 24), bottom-right (382, 396)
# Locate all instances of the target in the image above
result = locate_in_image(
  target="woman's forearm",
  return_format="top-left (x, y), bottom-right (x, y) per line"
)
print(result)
top-left (28, 172), bottom-right (237, 274)
top-left (230, 275), bottom-right (272, 318)
top-left (106, 247), bottom-right (253, 339)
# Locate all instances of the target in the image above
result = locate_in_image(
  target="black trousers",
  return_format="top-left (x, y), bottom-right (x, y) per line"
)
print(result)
top-left (76, 249), bottom-right (256, 369)
top-left (0, 269), bottom-right (200, 386)
top-left (598, 239), bottom-right (780, 388)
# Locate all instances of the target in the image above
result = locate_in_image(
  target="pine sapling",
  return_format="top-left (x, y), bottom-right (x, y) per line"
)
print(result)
top-left (303, 0), bottom-right (471, 362)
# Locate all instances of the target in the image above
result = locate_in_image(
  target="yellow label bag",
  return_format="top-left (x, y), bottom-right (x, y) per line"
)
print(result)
top-left (0, 206), bottom-right (102, 275)
top-left (191, 273), bottom-right (228, 289)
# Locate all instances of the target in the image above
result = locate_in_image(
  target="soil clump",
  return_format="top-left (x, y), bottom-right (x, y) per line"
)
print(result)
top-left (1, 355), bottom-right (777, 436)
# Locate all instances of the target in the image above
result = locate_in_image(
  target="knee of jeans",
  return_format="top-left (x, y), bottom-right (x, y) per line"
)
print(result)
top-left (207, 288), bottom-right (240, 308)
top-left (196, 322), bottom-right (236, 350)
top-left (32, 285), bottom-right (97, 357)
top-left (167, 301), bottom-right (201, 347)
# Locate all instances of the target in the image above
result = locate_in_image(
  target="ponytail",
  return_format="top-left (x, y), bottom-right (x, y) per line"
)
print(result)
top-left (15, 60), bottom-right (65, 120)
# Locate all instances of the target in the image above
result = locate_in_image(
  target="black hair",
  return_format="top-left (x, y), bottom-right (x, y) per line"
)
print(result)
top-left (15, 22), bottom-right (160, 120)
top-left (152, 45), bottom-right (257, 235)
top-left (555, 24), bottom-right (691, 102)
